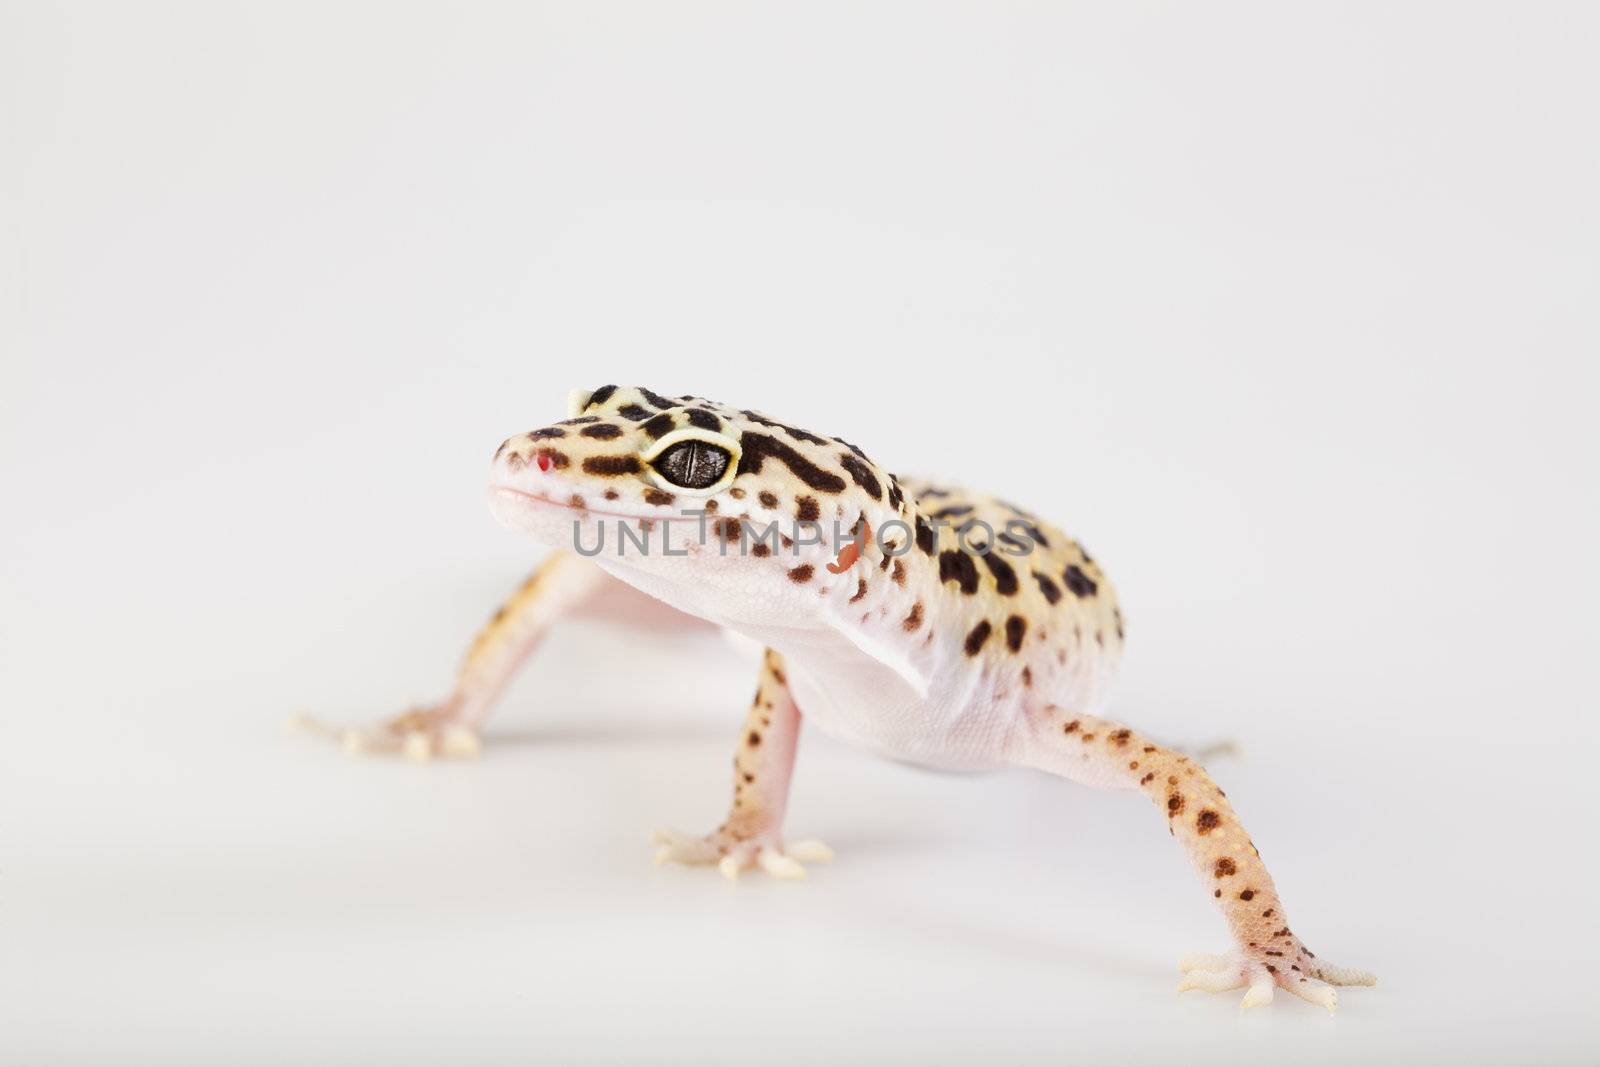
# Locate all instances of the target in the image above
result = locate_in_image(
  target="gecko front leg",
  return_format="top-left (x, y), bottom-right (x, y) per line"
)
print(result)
top-left (653, 649), bottom-right (832, 880)
top-left (1012, 708), bottom-right (1375, 1011)
top-left (301, 550), bottom-right (706, 759)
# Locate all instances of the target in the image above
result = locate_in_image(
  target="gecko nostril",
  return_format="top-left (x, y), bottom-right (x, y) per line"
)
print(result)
top-left (536, 453), bottom-right (554, 473)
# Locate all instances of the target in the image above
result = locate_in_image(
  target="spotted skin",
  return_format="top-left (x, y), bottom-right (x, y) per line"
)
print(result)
top-left (322, 384), bottom-right (1374, 1010)
top-left (488, 388), bottom-right (1128, 731)
top-left (1027, 711), bottom-right (1370, 1007)
top-left (650, 649), bottom-right (831, 877)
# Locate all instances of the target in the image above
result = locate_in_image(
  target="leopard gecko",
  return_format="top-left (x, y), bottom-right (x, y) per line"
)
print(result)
top-left (312, 384), bottom-right (1376, 1011)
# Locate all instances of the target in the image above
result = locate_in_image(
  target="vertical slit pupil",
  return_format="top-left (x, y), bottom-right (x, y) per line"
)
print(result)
top-left (653, 439), bottom-right (730, 489)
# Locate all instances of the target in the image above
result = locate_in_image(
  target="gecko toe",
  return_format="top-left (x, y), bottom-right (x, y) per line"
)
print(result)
top-left (652, 829), bottom-right (829, 881)
top-left (402, 731), bottom-right (433, 762)
top-left (1239, 968), bottom-right (1276, 1010)
top-left (651, 828), bottom-right (722, 865)
top-left (297, 705), bottom-right (478, 761)
top-left (1316, 964), bottom-right (1377, 987)
top-left (785, 839), bottom-right (834, 863)
top-left (756, 847), bottom-right (806, 879)
top-left (1179, 947), bottom-right (1371, 1012)
top-left (1284, 976), bottom-right (1339, 1012)
top-left (440, 725), bottom-right (481, 758)
top-left (1177, 968), bottom-right (1245, 994)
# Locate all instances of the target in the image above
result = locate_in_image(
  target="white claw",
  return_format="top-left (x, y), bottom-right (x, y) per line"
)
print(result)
top-left (757, 848), bottom-right (807, 879)
top-left (342, 729), bottom-right (367, 755)
top-left (718, 854), bottom-right (742, 881)
top-left (786, 840), bottom-right (834, 863)
top-left (441, 725), bottom-right (481, 758)
top-left (653, 845), bottom-right (673, 866)
top-left (402, 731), bottom-right (432, 762)
top-left (1178, 968), bottom-right (1246, 994)
top-left (1240, 966), bottom-right (1275, 1010)
top-left (1286, 977), bottom-right (1339, 1013)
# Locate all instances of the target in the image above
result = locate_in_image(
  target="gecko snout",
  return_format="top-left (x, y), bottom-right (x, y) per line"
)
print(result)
top-left (491, 431), bottom-right (571, 484)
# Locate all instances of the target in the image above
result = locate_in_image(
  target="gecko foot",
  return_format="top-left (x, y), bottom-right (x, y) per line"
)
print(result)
top-left (289, 706), bottom-right (481, 762)
top-left (1177, 949), bottom-right (1375, 1012)
top-left (651, 827), bottom-right (833, 881)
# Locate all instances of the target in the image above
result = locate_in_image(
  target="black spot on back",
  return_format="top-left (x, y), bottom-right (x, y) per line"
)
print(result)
top-left (938, 550), bottom-right (979, 595)
top-left (930, 504), bottom-right (973, 519)
top-left (618, 404), bottom-right (652, 421)
top-left (1063, 564), bottom-right (1098, 598)
top-left (585, 384), bottom-right (618, 408)
top-left (1033, 572), bottom-right (1062, 604)
top-left (580, 424), bottom-right (623, 439)
top-left (915, 515), bottom-right (937, 556)
top-left (795, 496), bottom-right (820, 523)
top-left (980, 552), bottom-right (1018, 595)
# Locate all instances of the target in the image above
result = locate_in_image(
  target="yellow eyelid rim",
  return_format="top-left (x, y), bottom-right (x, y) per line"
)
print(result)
top-left (641, 426), bottom-right (742, 496)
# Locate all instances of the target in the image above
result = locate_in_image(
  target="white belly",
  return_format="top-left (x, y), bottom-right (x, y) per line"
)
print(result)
top-left (777, 637), bottom-right (1017, 772)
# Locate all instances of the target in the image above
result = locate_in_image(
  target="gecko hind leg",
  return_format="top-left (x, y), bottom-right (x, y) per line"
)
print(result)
top-left (1011, 706), bottom-right (1375, 1011)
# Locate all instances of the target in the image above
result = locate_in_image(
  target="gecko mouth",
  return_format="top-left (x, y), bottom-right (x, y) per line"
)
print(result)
top-left (490, 484), bottom-right (653, 523)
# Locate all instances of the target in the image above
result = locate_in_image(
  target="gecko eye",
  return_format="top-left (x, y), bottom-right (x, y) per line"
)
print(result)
top-left (651, 439), bottom-right (731, 490)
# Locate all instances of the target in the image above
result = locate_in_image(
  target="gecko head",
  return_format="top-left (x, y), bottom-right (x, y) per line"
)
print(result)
top-left (488, 385), bottom-right (912, 624)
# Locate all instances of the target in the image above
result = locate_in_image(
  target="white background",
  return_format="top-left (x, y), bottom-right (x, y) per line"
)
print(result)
top-left (3, 3), bottom-right (1596, 1063)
